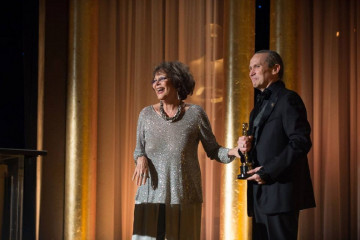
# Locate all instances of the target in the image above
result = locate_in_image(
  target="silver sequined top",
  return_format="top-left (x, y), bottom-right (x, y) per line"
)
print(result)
top-left (134, 104), bottom-right (234, 204)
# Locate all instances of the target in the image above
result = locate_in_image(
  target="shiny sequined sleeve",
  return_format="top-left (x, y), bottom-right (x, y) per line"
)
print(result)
top-left (195, 105), bottom-right (235, 164)
top-left (133, 108), bottom-right (146, 162)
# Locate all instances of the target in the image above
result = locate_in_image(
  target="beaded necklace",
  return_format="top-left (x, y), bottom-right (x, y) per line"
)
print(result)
top-left (159, 100), bottom-right (183, 122)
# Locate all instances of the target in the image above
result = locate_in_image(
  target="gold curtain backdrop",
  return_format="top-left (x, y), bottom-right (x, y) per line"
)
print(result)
top-left (82, 0), bottom-right (359, 239)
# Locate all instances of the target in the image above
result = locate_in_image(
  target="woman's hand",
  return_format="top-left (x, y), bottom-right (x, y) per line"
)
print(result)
top-left (228, 147), bottom-right (241, 158)
top-left (132, 156), bottom-right (149, 186)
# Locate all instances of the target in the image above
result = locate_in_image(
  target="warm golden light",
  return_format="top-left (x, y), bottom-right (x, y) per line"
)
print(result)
top-left (36, 0), bottom-right (45, 239)
top-left (64, 0), bottom-right (99, 239)
top-left (270, 0), bottom-right (298, 91)
top-left (221, 0), bottom-right (255, 239)
top-left (211, 97), bottom-right (223, 103)
top-left (196, 86), bottom-right (205, 96)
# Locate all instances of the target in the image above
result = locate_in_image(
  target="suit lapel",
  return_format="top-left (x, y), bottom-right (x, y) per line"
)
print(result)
top-left (254, 88), bottom-right (282, 145)
top-left (258, 96), bottom-right (278, 128)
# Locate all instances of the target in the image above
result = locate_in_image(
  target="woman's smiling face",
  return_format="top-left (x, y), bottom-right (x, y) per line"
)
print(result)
top-left (152, 71), bottom-right (177, 101)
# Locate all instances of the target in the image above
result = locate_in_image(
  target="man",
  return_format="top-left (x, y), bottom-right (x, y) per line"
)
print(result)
top-left (238, 50), bottom-right (316, 240)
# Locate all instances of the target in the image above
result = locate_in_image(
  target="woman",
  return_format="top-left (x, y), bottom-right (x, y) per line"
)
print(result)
top-left (132, 61), bottom-right (239, 240)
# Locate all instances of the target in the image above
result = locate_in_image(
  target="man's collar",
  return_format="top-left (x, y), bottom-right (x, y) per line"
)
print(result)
top-left (258, 81), bottom-right (284, 101)
top-left (267, 80), bottom-right (284, 92)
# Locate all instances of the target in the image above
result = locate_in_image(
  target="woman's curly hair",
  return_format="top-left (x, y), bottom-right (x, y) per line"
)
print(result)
top-left (152, 61), bottom-right (195, 100)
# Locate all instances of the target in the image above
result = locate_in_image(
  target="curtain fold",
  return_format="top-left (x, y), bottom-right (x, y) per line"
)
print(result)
top-left (311, 0), bottom-right (359, 239)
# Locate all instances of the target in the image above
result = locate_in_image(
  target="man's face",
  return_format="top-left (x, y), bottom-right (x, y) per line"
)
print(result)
top-left (249, 53), bottom-right (279, 91)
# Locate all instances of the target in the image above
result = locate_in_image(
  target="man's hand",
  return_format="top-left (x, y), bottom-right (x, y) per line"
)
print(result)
top-left (247, 166), bottom-right (265, 185)
top-left (132, 156), bottom-right (149, 186)
top-left (237, 135), bottom-right (253, 154)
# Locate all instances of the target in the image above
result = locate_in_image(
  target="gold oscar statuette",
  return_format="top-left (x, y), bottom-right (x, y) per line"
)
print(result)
top-left (237, 123), bottom-right (253, 179)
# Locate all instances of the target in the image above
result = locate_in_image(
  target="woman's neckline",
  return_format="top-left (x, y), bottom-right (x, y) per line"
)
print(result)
top-left (151, 103), bottom-right (193, 122)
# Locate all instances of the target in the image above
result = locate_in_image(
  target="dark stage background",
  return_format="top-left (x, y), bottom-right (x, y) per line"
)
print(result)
top-left (0, 0), bottom-right (39, 149)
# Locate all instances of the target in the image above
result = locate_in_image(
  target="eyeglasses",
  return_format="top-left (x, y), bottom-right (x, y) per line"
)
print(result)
top-left (151, 76), bottom-right (168, 84)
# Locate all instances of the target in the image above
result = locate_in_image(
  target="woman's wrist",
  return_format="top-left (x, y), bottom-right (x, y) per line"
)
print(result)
top-left (228, 147), bottom-right (240, 158)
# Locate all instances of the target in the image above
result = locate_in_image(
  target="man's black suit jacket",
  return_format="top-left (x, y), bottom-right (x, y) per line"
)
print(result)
top-left (248, 81), bottom-right (316, 216)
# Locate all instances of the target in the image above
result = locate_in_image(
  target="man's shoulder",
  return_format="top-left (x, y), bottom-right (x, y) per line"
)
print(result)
top-left (277, 86), bottom-right (302, 100)
top-left (276, 88), bottom-right (307, 111)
